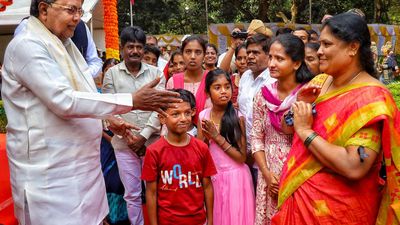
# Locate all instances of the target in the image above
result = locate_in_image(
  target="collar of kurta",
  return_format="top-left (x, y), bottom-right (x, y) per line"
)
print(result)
top-left (119, 61), bottom-right (149, 78)
top-left (26, 17), bottom-right (95, 92)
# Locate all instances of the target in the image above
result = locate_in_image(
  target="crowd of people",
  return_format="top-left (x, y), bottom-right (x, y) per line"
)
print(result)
top-left (2, 0), bottom-right (400, 225)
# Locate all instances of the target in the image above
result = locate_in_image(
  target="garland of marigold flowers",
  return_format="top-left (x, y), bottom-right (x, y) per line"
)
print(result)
top-left (0, 0), bottom-right (13, 12)
top-left (103, 0), bottom-right (120, 60)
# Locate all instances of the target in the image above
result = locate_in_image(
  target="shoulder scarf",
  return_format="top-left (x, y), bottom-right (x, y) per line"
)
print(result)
top-left (261, 80), bottom-right (304, 132)
top-left (27, 17), bottom-right (96, 92)
top-left (277, 75), bottom-right (400, 224)
top-left (172, 70), bottom-right (209, 123)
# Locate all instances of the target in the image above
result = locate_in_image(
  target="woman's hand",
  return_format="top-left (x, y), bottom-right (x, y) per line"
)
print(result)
top-left (297, 84), bottom-right (321, 103)
top-left (201, 119), bottom-right (219, 141)
top-left (265, 172), bottom-right (279, 200)
top-left (293, 101), bottom-right (314, 135)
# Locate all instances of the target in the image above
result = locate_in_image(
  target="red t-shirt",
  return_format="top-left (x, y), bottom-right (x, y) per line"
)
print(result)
top-left (142, 136), bottom-right (217, 225)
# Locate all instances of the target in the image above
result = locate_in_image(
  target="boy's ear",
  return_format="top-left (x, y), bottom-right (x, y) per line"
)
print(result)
top-left (191, 108), bottom-right (197, 117)
top-left (158, 113), bottom-right (167, 125)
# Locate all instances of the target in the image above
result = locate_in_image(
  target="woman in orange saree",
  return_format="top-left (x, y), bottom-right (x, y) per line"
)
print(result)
top-left (272, 13), bottom-right (400, 225)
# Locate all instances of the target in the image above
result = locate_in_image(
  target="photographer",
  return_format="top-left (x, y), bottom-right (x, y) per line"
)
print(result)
top-left (218, 28), bottom-right (247, 73)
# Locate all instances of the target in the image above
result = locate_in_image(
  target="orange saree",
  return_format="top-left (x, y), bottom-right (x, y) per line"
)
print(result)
top-left (272, 76), bottom-right (400, 225)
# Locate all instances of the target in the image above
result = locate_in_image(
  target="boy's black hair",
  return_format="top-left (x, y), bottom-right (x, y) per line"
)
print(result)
top-left (161, 89), bottom-right (195, 111)
top-left (144, 45), bottom-right (161, 60)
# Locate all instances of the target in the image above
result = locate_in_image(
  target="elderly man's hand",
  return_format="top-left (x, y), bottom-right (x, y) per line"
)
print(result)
top-left (132, 77), bottom-right (182, 116)
top-left (105, 116), bottom-right (139, 137)
top-left (127, 134), bottom-right (146, 153)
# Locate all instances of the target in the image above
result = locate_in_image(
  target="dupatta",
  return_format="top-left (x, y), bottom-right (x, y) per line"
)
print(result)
top-left (261, 81), bottom-right (304, 132)
top-left (172, 71), bottom-right (209, 123)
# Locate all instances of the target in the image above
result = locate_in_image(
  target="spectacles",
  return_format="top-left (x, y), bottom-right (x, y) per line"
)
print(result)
top-left (49, 2), bottom-right (84, 17)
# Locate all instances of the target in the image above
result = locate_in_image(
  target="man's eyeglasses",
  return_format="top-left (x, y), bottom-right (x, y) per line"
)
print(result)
top-left (49, 2), bottom-right (84, 17)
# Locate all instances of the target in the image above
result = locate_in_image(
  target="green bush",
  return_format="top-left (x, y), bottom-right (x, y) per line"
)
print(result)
top-left (387, 82), bottom-right (400, 109)
top-left (0, 101), bottom-right (7, 133)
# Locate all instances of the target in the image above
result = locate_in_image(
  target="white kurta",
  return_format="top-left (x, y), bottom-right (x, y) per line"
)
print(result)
top-left (2, 19), bottom-right (133, 225)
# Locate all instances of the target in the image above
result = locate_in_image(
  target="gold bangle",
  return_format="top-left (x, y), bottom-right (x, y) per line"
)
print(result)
top-left (218, 138), bottom-right (227, 147)
top-left (212, 133), bottom-right (219, 139)
top-left (223, 144), bottom-right (232, 152)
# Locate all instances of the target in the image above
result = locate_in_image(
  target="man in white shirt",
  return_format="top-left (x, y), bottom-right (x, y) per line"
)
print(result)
top-left (102, 26), bottom-right (165, 225)
top-left (2, 1), bottom-right (179, 224)
top-left (237, 33), bottom-right (275, 186)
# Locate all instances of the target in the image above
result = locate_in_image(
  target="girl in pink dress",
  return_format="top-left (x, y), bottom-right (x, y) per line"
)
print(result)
top-left (198, 69), bottom-right (255, 225)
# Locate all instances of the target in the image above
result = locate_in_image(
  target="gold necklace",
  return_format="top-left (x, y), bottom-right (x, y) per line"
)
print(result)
top-left (210, 110), bottom-right (220, 128)
top-left (325, 70), bottom-right (363, 94)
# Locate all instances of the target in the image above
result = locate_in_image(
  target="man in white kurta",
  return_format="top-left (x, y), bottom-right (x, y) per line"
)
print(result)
top-left (2, 0), bottom-right (180, 224)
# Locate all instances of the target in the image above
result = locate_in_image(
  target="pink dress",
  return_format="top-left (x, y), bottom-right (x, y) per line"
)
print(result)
top-left (199, 108), bottom-right (255, 225)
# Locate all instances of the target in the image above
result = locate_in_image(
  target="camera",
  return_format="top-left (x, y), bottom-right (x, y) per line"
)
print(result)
top-left (231, 31), bottom-right (248, 39)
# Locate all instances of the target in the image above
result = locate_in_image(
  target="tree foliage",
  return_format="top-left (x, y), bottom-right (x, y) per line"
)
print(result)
top-left (117, 0), bottom-right (400, 35)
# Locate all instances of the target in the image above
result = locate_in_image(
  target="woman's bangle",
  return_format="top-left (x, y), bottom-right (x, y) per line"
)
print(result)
top-left (304, 132), bottom-right (319, 148)
top-left (212, 132), bottom-right (219, 139)
top-left (218, 137), bottom-right (226, 147)
top-left (223, 144), bottom-right (232, 152)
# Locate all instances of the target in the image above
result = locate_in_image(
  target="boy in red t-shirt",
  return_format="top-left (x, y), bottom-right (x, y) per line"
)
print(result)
top-left (142, 89), bottom-right (217, 225)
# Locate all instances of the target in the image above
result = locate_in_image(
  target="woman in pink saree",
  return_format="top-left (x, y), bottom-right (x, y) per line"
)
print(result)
top-left (272, 13), bottom-right (400, 225)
